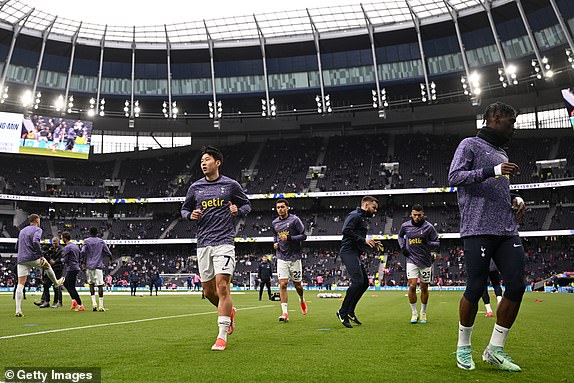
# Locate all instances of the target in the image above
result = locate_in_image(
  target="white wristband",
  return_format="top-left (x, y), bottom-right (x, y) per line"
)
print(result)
top-left (494, 164), bottom-right (503, 176)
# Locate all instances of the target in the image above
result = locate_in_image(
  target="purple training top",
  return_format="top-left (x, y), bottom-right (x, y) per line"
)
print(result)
top-left (82, 236), bottom-right (112, 270)
top-left (448, 136), bottom-right (519, 238)
top-left (398, 219), bottom-right (440, 268)
top-left (272, 214), bottom-right (307, 261)
top-left (17, 225), bottom-right (43, 264)
top-left (62, 242), bottom-right (81, 272)
top-left (181, 175), bottom-right (251, 248)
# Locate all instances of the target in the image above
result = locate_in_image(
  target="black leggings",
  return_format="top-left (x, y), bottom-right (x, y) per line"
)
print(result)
top-left (463, 235), bottom-right (525, 304)
top-left (259, 279), bottom-right (271, 299)
top-left (64, 270), bottom-right (82, 305)
top-left (481, 270), bottom-right (503, 304)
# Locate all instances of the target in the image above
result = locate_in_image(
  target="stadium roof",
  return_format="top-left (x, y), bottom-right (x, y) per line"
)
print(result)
top-left (0, 0), bottom-right (514, 47)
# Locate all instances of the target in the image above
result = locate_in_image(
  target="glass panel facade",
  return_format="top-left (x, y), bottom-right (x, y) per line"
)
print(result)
top-left (466, 44), bottom-right (500, 67)
top-left (323, 66), bottom-right (375, 86)
top-left (70, 74), bottom-right (98, 93)
top-left (502, 35), bottom-right (533, 60)
top-left (38, 69), bottom-right (67, 89)
top-left (101, 78), bottom-right (131, 95)
top-left (268, 72), bottom-right (316, 90)
top-left (427, 52), bottom-right (464, 75)
top-left (6, 65), bottom-right (34, 84)
top-left (535, 24), bottom-right (566, 49)
top-left (135, 78), bottom-right (168, 96)
top-left (0, 17), bottom-right (572, 96)
top-left (216, 75), bottom-right (265, 93)
top-left (378, 60), bottom-right (423, 80)
top-left (172, 78), bottom-right (211, 95)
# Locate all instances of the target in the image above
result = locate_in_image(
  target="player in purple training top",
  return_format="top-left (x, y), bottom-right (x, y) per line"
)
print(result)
top-left (15, 214), bottom-right (64, 317)
top-left (398, 204), bottom-right (439, 324)
top-left (181, 146), bottom-right (251, 351)
top-left (81, 227), bottom-right (112, 312)
top-left (449, 102), bottom-right (526, 372)
top-left (61, 231), bottom-right (85, 312)
top-left (271, 199), bottom-right (308, 322)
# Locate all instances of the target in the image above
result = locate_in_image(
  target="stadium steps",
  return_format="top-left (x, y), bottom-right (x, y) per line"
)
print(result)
top-left (248, 141), bottom-right (266, 172)
top-left (549, 138), bottom-right (561, 160)
top-left (170, 151), bottom-right (201, 196)
top-left (308, 178), bottom-right (319, 192)
top-left (384, 216), bottom-right (393, 234)
top-left (50, 222), bottom-right (58, 238)
top-left (387, 134), bottom-right (396, 160)
top-left (315, 136), bottom-right (329, 166)
top-left (47, 158), bottom-right (55, 178)
top-left (542, 205), bottom-right (557, 231)
top-left (112, 159), bottom-right (122, 180)
top-left (159, 218), bottom-right (179, 239)
top-left (102, 218), bottom-right (112, 240)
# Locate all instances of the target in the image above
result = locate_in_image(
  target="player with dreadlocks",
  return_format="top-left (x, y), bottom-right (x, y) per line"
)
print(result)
top-left (449, 101), bottom-right (526, 372)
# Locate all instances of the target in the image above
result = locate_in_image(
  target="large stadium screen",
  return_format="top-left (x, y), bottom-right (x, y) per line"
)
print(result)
top-left (561, 88), bottom-right (574, 128)
top-left (0, 112), bottom-right (93, 159)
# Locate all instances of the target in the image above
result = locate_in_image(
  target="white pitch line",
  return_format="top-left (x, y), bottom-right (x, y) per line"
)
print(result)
top-left (0, 305), bottom-right (273, 340)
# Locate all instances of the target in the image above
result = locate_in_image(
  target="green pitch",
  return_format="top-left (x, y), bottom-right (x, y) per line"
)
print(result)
top-left (1, 291), bottom-right (571, 383)
top-left (18, 146), bottom-right (88, 159)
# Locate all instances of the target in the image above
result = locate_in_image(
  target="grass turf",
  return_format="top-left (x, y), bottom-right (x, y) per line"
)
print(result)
top-left (1, 290), bottom-right (571, 383)
top-left (18, 146), bottom-right (88, 159)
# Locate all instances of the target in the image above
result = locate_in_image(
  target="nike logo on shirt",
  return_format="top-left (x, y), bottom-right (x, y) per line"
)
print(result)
top-left (513, 244), bottom-right (521, 247)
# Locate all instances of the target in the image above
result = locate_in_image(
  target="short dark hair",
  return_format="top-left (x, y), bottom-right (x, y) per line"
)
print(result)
top-left (276, 198), bottom-right (289, 206)
top-left (201, 145), bottom-right (223, 163)
top-left (89, 227), bottom-right (99, 236)
top-left (361, 196), bottom-right (379, 204)
top-left (482, 102), bottom-right (518, 125)
top-left (62, 231), bottom-right (71, 241)
top-left (28, 214), bottom-right (40, 223)
top-left (411, 204), bottom-right (424, 212)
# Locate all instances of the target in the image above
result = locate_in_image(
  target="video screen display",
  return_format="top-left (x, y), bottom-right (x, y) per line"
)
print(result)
top-left (0, 112), bottom-right (93, 159)
top-left (561, 88), bottom-right (574, 129)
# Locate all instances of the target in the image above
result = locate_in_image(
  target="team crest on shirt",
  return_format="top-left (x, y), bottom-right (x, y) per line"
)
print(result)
top-left (220, 187), bottom-right (226, 194)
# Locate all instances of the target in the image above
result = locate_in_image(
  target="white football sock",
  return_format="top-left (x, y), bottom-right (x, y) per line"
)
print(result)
top-left (410, 303), bottom-right (417, 315)
top-left (485, 303), bottom-right (492, 313)
top-left (457, 323), bottom-right (473, 347)
top-left (281, 303), bottom-right (288, 315)
top-left (15, 284), bottom-right (24, 313)
top-left (489, 324), bottom-right (510, 348)
top-left (91, 295), bottom-right (97, 307)
top-left (99, 297), bottom-right (104, 308)
top-left (496, 295), bottom-right (502, 304)
top-left (420, 303), bottom-right (427, 314)
top-left (217, 316), bottom-right (231, 341)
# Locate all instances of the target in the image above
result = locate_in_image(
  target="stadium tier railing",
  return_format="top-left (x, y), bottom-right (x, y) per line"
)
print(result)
top-left (1, 179), bottom-right (573, 204)
top-left (0, 230), bottom-right (573, 245)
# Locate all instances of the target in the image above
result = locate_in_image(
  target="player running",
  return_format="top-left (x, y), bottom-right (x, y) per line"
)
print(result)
top-left (61, 231), bottom-right (84, 312)
top-left (449, 102), bottom-right (526, 372)
top-left (181, 146), bottom-right (251, 351)
top-left (82, 227), bottom-right (112, 312)
top-left (336, 196), bottom-right (381, 328)
top-left (271, 199), bottom-right (308, 322)
top-left (398, 204), bottom-right (439, 324)
top-left (15, 214), bottom-right (64, 317)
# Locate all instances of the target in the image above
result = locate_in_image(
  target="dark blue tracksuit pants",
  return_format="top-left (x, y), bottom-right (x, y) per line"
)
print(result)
top-left (339, 250), bottom-right (370, 316)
